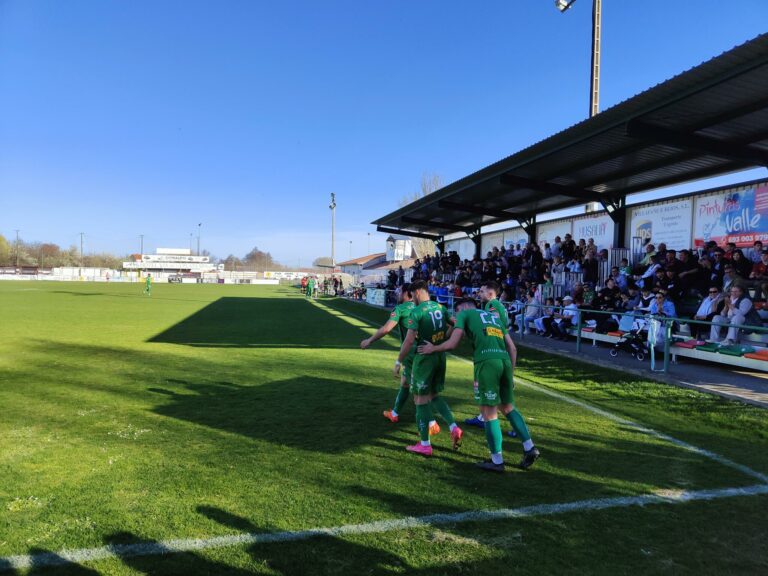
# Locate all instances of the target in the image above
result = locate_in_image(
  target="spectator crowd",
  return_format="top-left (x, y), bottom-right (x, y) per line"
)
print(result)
top-left (398, 234), bottom-right (768, 346)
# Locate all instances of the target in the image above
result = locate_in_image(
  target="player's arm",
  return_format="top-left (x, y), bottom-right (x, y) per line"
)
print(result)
top-left (418, 328), bottom-right (464, 354)
top-left (504, 332), bottom-right (517, 368)
top-left (393, 329), bottom-right (417, 377)
top-left (361, 320), bottom-right (397, 349)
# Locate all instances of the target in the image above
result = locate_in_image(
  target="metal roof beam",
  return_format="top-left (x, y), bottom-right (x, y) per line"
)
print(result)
top-left (437, 200), bottom-right (521, 219)
top-left (626, 120), bottom-right (768, 166)
top-left (376, 226), bottom-right (441, 241)
top-left (499, 174), bottom-right (605, 201)
top-left (400, 217), bottom-right (476, 234)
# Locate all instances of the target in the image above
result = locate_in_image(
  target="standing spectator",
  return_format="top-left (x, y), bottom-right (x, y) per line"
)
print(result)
top-left (582, 251), bottom-right (599, 286)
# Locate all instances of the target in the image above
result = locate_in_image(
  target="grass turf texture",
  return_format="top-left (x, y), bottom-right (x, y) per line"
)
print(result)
top-left (0, 281), bottom-right (765, 575)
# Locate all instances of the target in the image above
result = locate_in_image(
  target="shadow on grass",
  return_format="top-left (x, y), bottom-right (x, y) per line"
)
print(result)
top-left (148, 296), bottom-right (397, 350)
top-left (152, 377), bottom-right (394, 453)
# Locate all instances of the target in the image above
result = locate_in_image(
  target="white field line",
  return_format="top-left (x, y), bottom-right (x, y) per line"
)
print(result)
top-left (318, 299), bottom-right (768, 484)
top-left (2, 484), bottom-right (767, 571)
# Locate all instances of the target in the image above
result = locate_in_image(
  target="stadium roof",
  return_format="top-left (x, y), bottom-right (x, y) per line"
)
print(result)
top-left (336, 252), bottom-right (386, 267)
top-left (373, 33), bottom-right (768, 240)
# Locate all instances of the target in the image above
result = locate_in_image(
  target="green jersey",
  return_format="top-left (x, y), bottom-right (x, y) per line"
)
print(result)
top-left (484, 299), bottom-right (509, 328)
top-left (390, 301), bottom-right (415, 343)
top-left (406, 301), bottom-right (452, 351)
top-left (455, 308), bottom-right (509, 363)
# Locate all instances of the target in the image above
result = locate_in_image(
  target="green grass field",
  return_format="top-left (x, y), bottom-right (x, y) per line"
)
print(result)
top-left (1, 281), bottom-right (767, 575)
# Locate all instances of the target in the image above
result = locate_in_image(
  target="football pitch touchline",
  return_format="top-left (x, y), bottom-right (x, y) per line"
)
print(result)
top-left (313, 299), bottom-right (768, 485)
top-left (1, 484), bottom-right (767, 572)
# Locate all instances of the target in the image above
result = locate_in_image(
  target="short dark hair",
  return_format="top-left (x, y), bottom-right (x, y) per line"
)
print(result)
top-left (455, 298), bottom-right (478, 309)
top-left (411, 280), bottom-right (429, 293)
top-left (401, 283), bottom-right (413, 297)
top-left (483, 280), bottom-right (501, 295)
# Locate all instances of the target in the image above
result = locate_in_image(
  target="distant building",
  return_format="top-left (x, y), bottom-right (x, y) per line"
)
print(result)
top-left (336, 253), bottom-right (386, 276)
top-left (122, 248), bottom-right (219, 274)
top-left (385, 235), bottom-right (412, 262)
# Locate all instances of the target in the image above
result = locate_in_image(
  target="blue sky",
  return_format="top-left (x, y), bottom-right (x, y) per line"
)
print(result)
top-left (1, 0), bottom-right (766, 265)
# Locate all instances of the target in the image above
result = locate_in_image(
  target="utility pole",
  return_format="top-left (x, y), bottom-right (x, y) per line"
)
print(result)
top-left (189, 233), bottom-right (193, 253)
top-left (14, 230), bottom-right (19, 268)
top-left (349, 240), bottom-right (352, 259)
top-left (367, 232), bottom-right (371, 255)
top-left (329, 193), bottom-right (336, 267)
top-left (140, 234), bottom-right (144, 255)
top-left (197, 223), bottom-right (201, 256)
top-left (79, 232), bottom-right (84, 272)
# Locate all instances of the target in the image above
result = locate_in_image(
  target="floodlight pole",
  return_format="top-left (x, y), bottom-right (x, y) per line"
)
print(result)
top-left (14, 229), bottom-right (19, 268)
top-left (140, 234), bottom-right (144, 255)
top-left (197, 223), bottom-right (201, 256)
top-left (589, 0), bottom-right (602, 117)
top-left (329, 193), bottom-right (337, 267)
top-left (555, 0), bottom-right (601, 118)
top-left (79, 232), bottom-right (84, 273)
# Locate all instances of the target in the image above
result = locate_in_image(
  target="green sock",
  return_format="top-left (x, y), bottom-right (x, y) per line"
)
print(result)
top-left (393, 386), bottom-right (410, 414)
top-left (431, 396), bottom-right (456, 426)
top-left (506, 409), bottom-right (532, 442)
top-left (415, 404), bottom-right (433, 442)
top-left (484, 418), bottom-right (503, 455)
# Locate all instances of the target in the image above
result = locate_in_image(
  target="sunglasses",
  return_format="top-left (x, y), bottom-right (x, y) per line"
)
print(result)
top-left (709, 290), bottom-right (719, 294)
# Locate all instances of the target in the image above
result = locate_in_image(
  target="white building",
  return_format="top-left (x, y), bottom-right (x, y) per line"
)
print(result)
top-left (123, 248), bottom-right (219, 274)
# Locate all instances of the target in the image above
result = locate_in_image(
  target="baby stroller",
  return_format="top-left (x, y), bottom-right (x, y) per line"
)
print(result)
top-left (609, 329), bottom-right (647, 361)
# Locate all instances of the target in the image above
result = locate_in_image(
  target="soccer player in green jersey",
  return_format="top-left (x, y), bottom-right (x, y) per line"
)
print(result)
top-left (465, 281), bottom-right (516, 435)
top-left (306, 277), bottom-right (315, 298)
top-left (143, 273), bottom-right (152, 296)
top-left (394, 280), bottom-right (463, 457)
top-left (360, 284), bottom-right (439, 434)
top-left (420, 298), bottom-right (539, 472)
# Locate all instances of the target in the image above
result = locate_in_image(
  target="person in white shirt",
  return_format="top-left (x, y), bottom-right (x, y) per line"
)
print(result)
top-left (551, 295), bottom-right (580, 340)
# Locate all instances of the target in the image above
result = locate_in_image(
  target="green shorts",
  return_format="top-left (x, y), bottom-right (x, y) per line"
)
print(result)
top-left (402, 354), bottom-right (414, 383)
top-left (410, 352), bottom-right (446, 396)
top-left (473, 358), bottom-right (514, 406)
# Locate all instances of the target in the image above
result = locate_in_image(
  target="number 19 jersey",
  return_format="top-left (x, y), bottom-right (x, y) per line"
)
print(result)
top-left (407, 300), bottom-right (451, 351)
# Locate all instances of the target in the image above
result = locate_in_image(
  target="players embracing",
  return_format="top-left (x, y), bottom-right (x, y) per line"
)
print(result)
top-left (419, 295), bottom-right (540, 472)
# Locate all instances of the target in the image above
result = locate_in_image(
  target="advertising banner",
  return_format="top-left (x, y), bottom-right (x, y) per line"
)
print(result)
top-left (571, 214), bottom-right (615, 250)
top-left (481, 232), bottom-right (504, 255)
top-left (693, 184), bottom-right (768, 247)
top-left (629, 199), bottom-right (692, 250)
top-left (366, 288), bottom-right (386, 307)
top-left (537, 220), bottom-right (572, 248)
top-left (503, 227), bottom-right (529, 249)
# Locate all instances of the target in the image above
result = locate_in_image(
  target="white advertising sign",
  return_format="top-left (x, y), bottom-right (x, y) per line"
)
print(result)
top-left (444, 238), bottom-right (475, 261)
top-left (481, 232), bottom-right (504, 255)
top-left (537, 221), bottom-right (572, 248)
top-left (366, 288), bottom-right (387, 307)
top-left (571, 214), bottom-right (615, 250)
top-left (503, 227), bottom-right (529, 249)
top-left (629, 199), bottom-right (692, 250)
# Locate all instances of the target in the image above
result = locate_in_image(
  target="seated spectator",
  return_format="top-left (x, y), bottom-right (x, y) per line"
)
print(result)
top-left (550, 295), bottom-right (580, 340)
top-left (609, 266), bottom-right (628, 291)
top-left (692, 286), bottom-right (725, 340)
top-left (747, 250), bottom-right (768, 300)
top-left (515, 292), bottom-right (540, 334)
top-left (619, 258), bottom-right (632, 277)
top-left (534, 297), bottom-right (555, 335)
top-left (625, 284), bottom-right (641, 310)
top-left (749, 240), bottom-right (764, 264)
top-left (566, 256), bottom-right (582, 274)
top-left (649, 291), bottom-right (677, 318)
top-left (636, 287), bottom-right (654, 311)
top-left (722, 265), bottom-right (747, 294)
top-left (634, 254), bottom-right (661, 290)
top-left (709, 285), bottom-right (762, 345)
top-left (731, 249), bottom-right (752, 279)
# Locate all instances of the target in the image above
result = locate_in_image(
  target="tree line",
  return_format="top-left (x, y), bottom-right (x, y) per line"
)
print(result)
top-left (0, 232), bottom-right (290, 272)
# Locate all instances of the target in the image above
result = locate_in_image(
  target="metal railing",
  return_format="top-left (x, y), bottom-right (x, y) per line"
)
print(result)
top-left (345, 288), bottom-right (768, 374)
